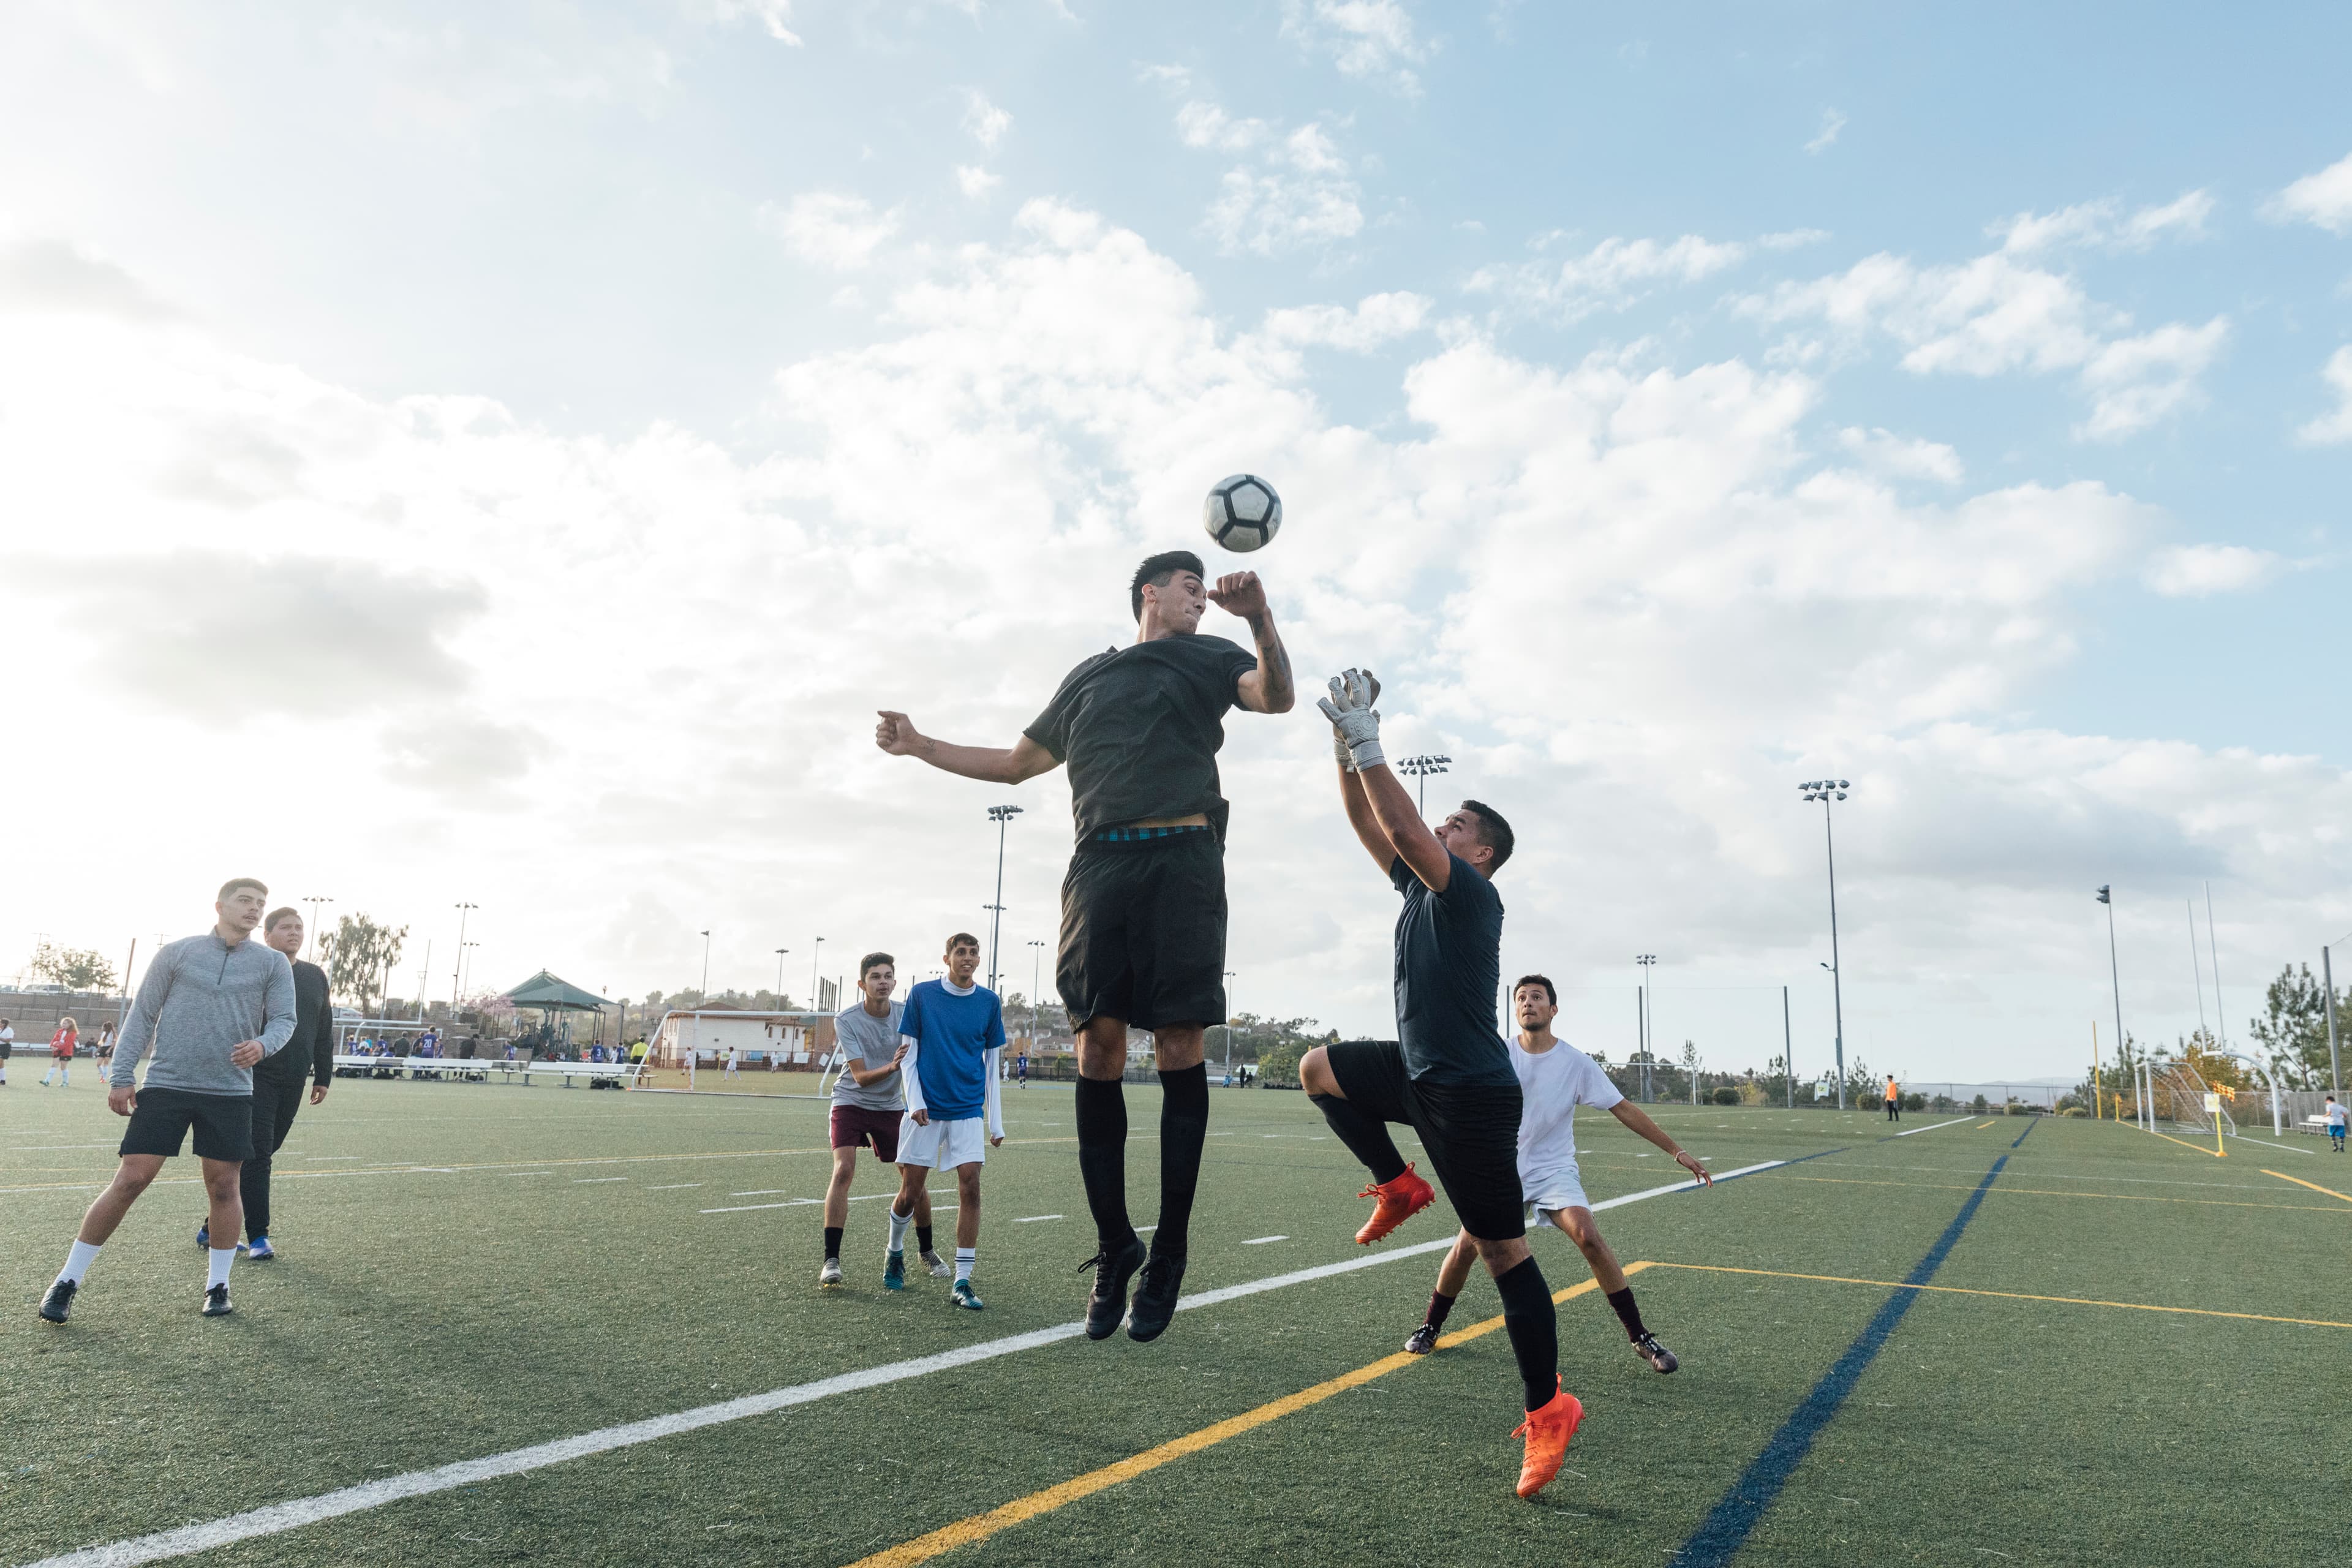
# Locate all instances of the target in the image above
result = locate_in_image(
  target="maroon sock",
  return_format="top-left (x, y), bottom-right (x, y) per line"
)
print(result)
top-left (1606, 1286), bottom-right (1649, 1341)
top-left (1424, 1289), bottom-right (1457, 1331)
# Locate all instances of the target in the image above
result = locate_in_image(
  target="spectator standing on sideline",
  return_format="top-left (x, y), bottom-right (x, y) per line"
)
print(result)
top-left (1884, 1074), bottom-right (1901, 1123)
top-left (42, 1016), bottom-right (80, 1087)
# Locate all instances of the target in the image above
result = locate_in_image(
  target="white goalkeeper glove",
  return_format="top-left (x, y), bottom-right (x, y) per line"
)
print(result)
top-left (1319, 668), bottom-right (1385, 774)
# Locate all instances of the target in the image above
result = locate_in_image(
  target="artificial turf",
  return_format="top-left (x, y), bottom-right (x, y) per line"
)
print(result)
top-left (2, 1079), bottom-right (2343, 1567)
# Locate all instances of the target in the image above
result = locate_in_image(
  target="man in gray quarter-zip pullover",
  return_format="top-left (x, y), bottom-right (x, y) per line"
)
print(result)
top-left (38, 878), bottom-right (297, 1325)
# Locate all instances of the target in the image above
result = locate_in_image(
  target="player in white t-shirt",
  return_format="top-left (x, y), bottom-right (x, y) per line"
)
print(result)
top-left (1403, 974), bottom-right (1711, 1373)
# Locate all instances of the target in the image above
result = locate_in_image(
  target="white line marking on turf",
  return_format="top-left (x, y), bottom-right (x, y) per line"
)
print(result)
top-left (1013, 1215), bottom-right (1063, 1223)
top-left (646, 1183), bottom-right (704, 1190)
top-left (570, 1178), bottom-right (628, 1184)
top-left (700, 1199), bottom-right (820, 1213)
top-left (1240, 1235), bottom-right (1287, 1245)
top-left (729, 1189), bottom-right (794, 1197)
top-left (1891, 1115), bottom-right (1976, 1138)
top-left (20, 1142), bottom-right (1887, 1568)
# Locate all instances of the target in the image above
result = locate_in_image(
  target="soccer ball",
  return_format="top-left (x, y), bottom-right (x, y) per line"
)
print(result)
top-left (1203, 473), bottom-right (1282, 552)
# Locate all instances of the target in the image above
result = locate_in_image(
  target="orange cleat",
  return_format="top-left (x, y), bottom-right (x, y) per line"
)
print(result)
top-left (1512, 1379), bottom-right (1585, 1499)
top-left (1354, 1164), bottom-right (1436, 1244)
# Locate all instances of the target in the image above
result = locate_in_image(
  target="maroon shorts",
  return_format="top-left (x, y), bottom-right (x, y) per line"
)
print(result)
top-left (829, 1105), bottom-right (901, 1162)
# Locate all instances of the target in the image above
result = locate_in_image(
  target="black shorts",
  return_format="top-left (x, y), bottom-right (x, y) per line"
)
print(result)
top-left (1327, 1039), bottom-right (1525, 1242)
top-left (1057, 829), bottom-right (1227, 1031)
top-left (120, 1086), bottom-right (255, 1162)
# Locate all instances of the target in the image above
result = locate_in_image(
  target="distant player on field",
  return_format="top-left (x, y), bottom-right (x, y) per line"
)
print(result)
top-left (884, 933), bottom-right (1005, 1308)
top-left (1884, 1073), bottom-right (1901, 1123)
top-left (1403, 974), bottom-right (1709, 1373)
top-left (41, 1016), bottom-right (78, 1087)
top-left (198, 907), bottom-right (334, 1261)
top-left (2326, 1093), bottom-right (2345, 1153)
top-left (876, 549), bottom-right (1294, 1342)
top-left (821, 952), bottom-right (946, 1287)
top-left (1298, 669), bottom-right (1582, 1499)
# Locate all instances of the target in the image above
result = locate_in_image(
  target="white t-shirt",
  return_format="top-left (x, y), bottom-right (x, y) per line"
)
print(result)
top-left (2328, 1102), bottom-right (2347, 1127)
top-left (1513, 1035), bottom-right (1624, 1179)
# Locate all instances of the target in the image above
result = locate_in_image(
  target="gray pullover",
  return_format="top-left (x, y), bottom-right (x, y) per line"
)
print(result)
top-left (110, 932), bottom-right (297, 1095)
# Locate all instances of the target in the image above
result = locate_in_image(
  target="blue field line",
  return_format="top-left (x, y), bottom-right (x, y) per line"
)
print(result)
top-left (2010, 1118), bottom-right (2038, 1148)
top-left (1672, 1152), bottom-right (2011, 1568)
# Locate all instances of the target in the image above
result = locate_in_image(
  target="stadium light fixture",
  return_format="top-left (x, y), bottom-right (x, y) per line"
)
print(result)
top-left (1798, 778), bottom-right (1853, 1108)
top-left (450, 903), bottom-right (476, 1012)
top-left (986, 805), bottom-right (1023, 993)
top-left (1396, 754), bottom-right (1452, 816)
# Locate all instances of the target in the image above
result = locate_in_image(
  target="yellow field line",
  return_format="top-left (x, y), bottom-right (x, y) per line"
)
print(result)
top-left (2147, 1129), bottom-right (2226, 1158)
top-left (1780, 1174), bottom-right (2349, 1214)
top-left (1644, 1261), bottom-right (2352, 1331)
top-left (1973, 1120), bottom-right (1995, 1129)
top-left (843, 1267), bottom-right (1640, 1568)
top-left (2263, 1169), bottom-right (2352, 1204)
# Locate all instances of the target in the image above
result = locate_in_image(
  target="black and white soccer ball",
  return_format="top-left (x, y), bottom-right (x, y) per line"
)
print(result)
top-left (1203, 473), bottom-right (1283, 553)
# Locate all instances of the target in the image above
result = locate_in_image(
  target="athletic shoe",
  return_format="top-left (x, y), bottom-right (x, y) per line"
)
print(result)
top-left (1354, 1164), bottom-right (1436, 1245)
top-left (194, 1224), bottom-right (247, 1254)
top-left (883, 1251), bottom-right (905, 1291)
top-left (1512, 1379), bottom-right (1585, 1499)
top-left (949, 1279), bottom-right (985, 1311)
top-left (246, 1237), bottom-right (277, 1262)
top-left (39, 1279), bottom-right (77, 1324)
top-left (1126, 1253), bottom-right (1185, 1343)
top-left (1630, 1332), bottom-right (1678, 1373)
top-left (202, 1284), bottom-right (234, 1317)
top-left (819, 1257), bottom-right (843, 1287)
top-left (922, 1251), bottom-right (951, 1280)
top-left (1079, 1234), bottom-right (1149, 1341)
top-left (1404, 1323), bottom-right (1439, 1356)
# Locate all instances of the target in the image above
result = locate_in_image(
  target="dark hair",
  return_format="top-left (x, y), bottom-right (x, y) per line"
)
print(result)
top-left (1513, 974), bottom-right (1556, 1006)
top-left (945, 932), bottom-right (981, 956)
top-left (1458, 799), bottom-right (1514, 872)
top-left (264, 907), bottom-right (301, 932)
top-left (218, 876), bottom-right (268, 902)
top-left (1129, 549), bottom-right (1206, 621)
top-left (859, 951), bottom-right (895, 979)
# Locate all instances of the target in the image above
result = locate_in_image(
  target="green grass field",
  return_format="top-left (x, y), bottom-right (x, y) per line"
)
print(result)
top-left (4, 1077), bottom-right (2346, 1567)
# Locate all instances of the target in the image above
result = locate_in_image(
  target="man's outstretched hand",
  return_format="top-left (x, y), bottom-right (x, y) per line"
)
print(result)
top-left (1208, 571), bottom-right (1268, 621)
top-left (1318, 668), bottom-right (1385, 773)
top-left (875, 711), bottom-right (922, 756)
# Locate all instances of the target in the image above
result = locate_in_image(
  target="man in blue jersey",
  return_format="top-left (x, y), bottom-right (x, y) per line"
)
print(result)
top-left (884, 933), bottom-right (1006, 1309)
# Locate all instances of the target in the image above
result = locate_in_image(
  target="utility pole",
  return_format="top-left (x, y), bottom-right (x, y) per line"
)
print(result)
top-left (986, 804), bottom-right (1023, 993)
top-left (1635, 954), bottom-right (1657, 1102)
top-left (1800, 781), bottom-right (1853, 1109)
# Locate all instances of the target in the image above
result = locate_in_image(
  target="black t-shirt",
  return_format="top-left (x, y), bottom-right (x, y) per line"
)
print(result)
top-left (1390, 853), bottom-right (1513, 1088)
top-left (1025, 633), bottom-right (1260, 840)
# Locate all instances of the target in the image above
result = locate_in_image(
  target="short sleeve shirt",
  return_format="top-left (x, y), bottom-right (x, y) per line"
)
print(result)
top-left (1023, 634), bottom-right (1259, 840)
top-left (1513, 1039), bottom-right (1623, 1177)
top-left (899, 981), bottom-right (1006, 1121)
top-left (1390, 853), bottom-right (1513, 1088)
top-left (831, 1001), bottom-right (905, 1111)
top-left (2330, 1102), bottom-right (2348, 1127)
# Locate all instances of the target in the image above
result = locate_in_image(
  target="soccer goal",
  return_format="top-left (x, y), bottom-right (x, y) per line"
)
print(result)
top-left (2146, 1060), bottom-right (2234, 1137)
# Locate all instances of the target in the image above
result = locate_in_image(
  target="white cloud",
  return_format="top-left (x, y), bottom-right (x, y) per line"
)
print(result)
top-left (762, 191), bottom-right (899, 269)
top-left (698, 0), bottom-right (802, 46)
top-left (1835, 426), bottom-right (1964, 484)
top-left (2268, 149), bottom-right (2352, 234)
top-left (2143, 543), bottom-right (2282, 598)
top-left (1997, 190), bottom-right (2214, 254)
top-left (1804, 110), bottom-right (1846, 154)
top-left (1281, 0), bottom-right (1431, 96)
top-left (1469, 233), bottom-right (1752, 321)
top-left (2296, 345), bottom-right (2352, 444)
top-left (961, 88), bottom-right (1011, 150)
top-left (955, 165), bottom-right (1001, 199)
top-left (1175, 100), bottom-right (1268, 153)
top-left (1202, 124), bottom-right (1363, 257)
top-left (2075, 318), bottom-right (2230, 440)
top-left (1257, 291), bottom-right (1433, 352)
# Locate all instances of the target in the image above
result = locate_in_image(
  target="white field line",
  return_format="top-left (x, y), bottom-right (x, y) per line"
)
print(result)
top-left (1891, 1116), bottom-right (1977, 1139)
top-left (2226, 1131), bottom-right (2316, 1156)
top-left (700, 1199), bottom-right (821, 1214)
top-left (1239, 1235), bottom-right (1287, 1245)
top-left (1012, 1215), bottom-right (1063, 1223)
top-left (570, 1178), bottom-right (628, 1185)
top-left (26, 1141), bottom-right (1956, 1568)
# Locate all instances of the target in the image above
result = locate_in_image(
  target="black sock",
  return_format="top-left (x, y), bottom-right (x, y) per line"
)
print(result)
top-left (1074, 1076), bottom-right (1136, 1251)
top-left (1605, 1286), bottom-right (1648, 1341)
top-left (1493, 1256), bottom-right (1559, 1411)
top-left (823, 1226), bottom-right (842, 1262)
top-left (1424, 1289), bottom-right (1457, 1332)
top-left (1153, 1064), bottom-right (1209, 1258)
top-left (916, 1224), bottom-right (934, 1257)
top-left (1309, 1093), bottom-right (1408, 1185)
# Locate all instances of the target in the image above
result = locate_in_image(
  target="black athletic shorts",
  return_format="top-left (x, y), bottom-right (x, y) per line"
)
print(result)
top-left (1327, 1038), bottom-right (1525, 1242)
top-left (119, 1086), bottom-right (255, 1162)
top-left (1057, 828), bottom-right (1227, 1031)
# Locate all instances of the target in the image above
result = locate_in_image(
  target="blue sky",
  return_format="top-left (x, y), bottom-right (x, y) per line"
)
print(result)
top-left (4, 1), bottom-right (2349, 1083)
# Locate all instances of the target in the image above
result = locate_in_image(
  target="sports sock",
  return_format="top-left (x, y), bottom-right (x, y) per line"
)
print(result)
top-left (1424, 1288), bottom-right (1457, 1332)
top-left (886, 1202), bottom-right (913, 1256)
top-left (1605, 1286), bottom-right (1650, 1342)
top-left (1152, 1063), bottom-right (1209, 1259)
top-left (1074, 1077), bottom-right (1136, 1251)
top-left (954, 1246), bottom-right (976, 1283)
top-left (1308, 1093), bottom-right (1408, 1185)
top-left (916, 1224), bottom-right (935, 1257)
top-left (206, 1247), bottom-right (236, 1292)
top-left (55, 1239), bottom-right (101, 1287)
top-left (823, 1226), bottom-right (843, 1262)
top-left (1493, 1256), bottom-right (1560, 1411)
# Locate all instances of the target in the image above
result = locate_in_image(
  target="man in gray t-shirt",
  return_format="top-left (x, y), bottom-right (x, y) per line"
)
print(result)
top-left (820, 953), bottom-right (943, 1286)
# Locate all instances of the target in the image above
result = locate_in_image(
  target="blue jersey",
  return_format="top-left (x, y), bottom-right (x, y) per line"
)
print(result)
top-left (899, 979), bottom-right (1006, 1121)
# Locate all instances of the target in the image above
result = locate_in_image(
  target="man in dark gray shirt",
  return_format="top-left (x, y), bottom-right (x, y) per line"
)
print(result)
top-left (198, 906), bottom-right (334, 1261)
top-left (39, 878), bottom-right (296, 1324)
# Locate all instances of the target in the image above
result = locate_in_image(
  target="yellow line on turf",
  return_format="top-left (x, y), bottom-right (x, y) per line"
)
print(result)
top-left (2263, 1169), bottom-right (2352, 1204)
top-left (2146, 1128), bottom-right (2226, 1158)
top-left (842, 1267), bottom-right (1640, 1568)
top-left (1643, 1261), bottom-right (2352, 1331)
top-left (1780, 1174), bottom-right (2349, 1213)
top-left (1973, 1120), bottom-right (1995, 1129)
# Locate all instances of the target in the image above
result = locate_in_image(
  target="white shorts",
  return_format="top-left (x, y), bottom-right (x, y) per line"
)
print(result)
top-left (896, 1114), bottom-right (988, 1169)
top-left (1521, 1166), bottom-right (1590, 1226)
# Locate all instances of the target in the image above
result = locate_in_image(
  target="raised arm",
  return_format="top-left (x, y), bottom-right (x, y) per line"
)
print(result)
top-left (1321, 669), bottom-right (1450, 892)
top-left (1336, 762), bottom-right (1395, 871)
top-left (1607, 1100), bottom-right (1713, 1185)
top-left (1211, 572), bottom-right (1295, 714)
top-left (875, 714), bottom-right (1058, 784)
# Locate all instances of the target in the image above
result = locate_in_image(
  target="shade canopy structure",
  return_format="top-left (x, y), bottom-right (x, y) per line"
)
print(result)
top-left (501, 971), bottom-right (613, 1014)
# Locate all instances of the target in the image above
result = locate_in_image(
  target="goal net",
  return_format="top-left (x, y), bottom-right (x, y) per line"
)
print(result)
top-left (2147, 1060), bottom-right (2236, 1137)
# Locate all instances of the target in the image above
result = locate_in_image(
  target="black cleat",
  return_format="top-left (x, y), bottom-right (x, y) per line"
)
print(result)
top-left (1404, 1322), bottom-right (1439, 1355)
top-left (39, 1279), bottom-right (77, 1324)
top-left (1079, 1235), bottom-right (1148, 1341)
top-left (1125, 1253), bottom-right (1186, 1343)
top-left (1632, 1331), bottom-right (1678, 1373)
top-left (202, 1284), bottom-right (234, 1317)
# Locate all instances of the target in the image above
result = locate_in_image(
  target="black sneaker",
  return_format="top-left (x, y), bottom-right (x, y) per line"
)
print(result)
top-left (1125, 1253), bottom-right (1185, 1343)
top-left (202, 1284), bottom-right (233, 1317)
top-left (1079, 1235), bottom-right (1148, 1341)
top-left (1631, 1331), bottom-right (1678, 1373)
top-left (39, 1279), bottom-right (77, 1324)
top-left (1404, 1322), bottom-right (1438, 1355)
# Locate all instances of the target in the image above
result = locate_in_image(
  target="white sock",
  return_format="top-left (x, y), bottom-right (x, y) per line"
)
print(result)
top-left (954, 1246), bottom-right (976, 1283)
top-left (56, 1239), bottom-right (102, 1287)
top-left (887, 1203), bottom-right (913, 1256)
top-left (206, 1247), bottom-right (236, 1291)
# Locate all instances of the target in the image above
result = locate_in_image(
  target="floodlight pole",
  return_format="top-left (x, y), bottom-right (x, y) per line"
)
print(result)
top-left (305, 897), bottom-right (335, 963)
top-left (810, 938), bottom-right (824, 1008)
top-left (1028, 940), bottom-right (1047, 1052)
top-left (1782, 985), bottom-right (1793, 1109)
top-left (774, 948), bottom-right (790, 1009)
top-left (1223, 970), bottom-right (1238, 1068)
top-left (2205, 883), bottom-right (2227, 1049)
top-left (1800, 782), bottom-right (1853, 1110)
top-left (2097, 888), bottom-right (2125, 1098)
top-left (986, 804), bottom-right (1022, 993)
top-left (699, 930), bottom-right (711, 1002)
top-left (1397, 755), bottom-right (1452, 817)
top-left (1635, 954), bottom-right (1657, 1102)
top-left (2324, 941), bottom-right (2343, 1097)
top-left (449, 903), bottom-right (475, 1012)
